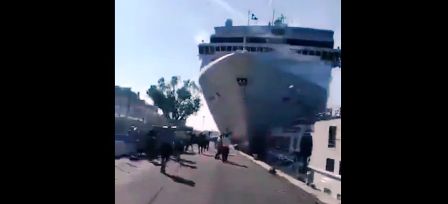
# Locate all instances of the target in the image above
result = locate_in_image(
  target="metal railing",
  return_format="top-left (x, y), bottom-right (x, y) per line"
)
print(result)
top-left (314, 107), bottom-right (341, 121)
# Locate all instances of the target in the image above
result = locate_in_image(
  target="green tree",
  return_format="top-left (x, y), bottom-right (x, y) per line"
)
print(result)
top-left (146, 76), bottom-right (201, 124)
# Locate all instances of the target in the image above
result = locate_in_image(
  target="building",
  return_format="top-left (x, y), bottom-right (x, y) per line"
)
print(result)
top-left (115, 86), bottom-right (167, 127)
top-left (115, 86), bottom-right (168, 157)
top-left (308, 118), bottom-right (341, 201)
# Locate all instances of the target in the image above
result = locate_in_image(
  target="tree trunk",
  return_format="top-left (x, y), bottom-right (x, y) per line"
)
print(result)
top-left (170, 119), bottom-right (186, 127)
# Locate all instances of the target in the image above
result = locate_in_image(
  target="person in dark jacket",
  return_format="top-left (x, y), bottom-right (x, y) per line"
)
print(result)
top-left (185, 132), bottom-right (195, 152)
top-left (297, 133), bottom-right (313, 173)
top-left (146, 130), bottom-right (157, 159)
top-left (198, 132), bottom-right (207, 154)
top-left (206, 132), bottom-right (211, 151)
top-left (157, 129), bottom-right (175, 173)
top-left (214, 135), bottom-right (223, 159)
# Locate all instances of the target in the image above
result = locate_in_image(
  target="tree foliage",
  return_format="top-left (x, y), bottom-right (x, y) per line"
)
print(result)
top-left (146, 76), bottom-right (201, 123)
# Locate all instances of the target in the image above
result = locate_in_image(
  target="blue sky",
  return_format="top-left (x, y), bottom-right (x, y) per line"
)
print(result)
top-left (115, 0), bottom-right (341, 131)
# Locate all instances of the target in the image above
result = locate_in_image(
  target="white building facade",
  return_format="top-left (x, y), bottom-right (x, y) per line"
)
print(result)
top-left (308, 118), bottom-right (341, 200)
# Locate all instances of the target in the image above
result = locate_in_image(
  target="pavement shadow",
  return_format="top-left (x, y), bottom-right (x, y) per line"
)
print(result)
top-left (183, 152), bottom-right (196, 155)
top-left (179, 158), bottom-right (196, 164)
top-left (149, 160), bottom-right (162, 166)
top-left (225, 160), bottom-right (248, 168)
top-left (180, 162), bottom-right (197, 169)
top-left (202, 153), bottom-right (215, 158)
top-left (162, 172), bottom-right (196, 187)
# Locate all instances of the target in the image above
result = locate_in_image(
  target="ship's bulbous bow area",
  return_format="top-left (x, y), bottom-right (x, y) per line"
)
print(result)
top-left (199, 52), bottom-right (332, 157)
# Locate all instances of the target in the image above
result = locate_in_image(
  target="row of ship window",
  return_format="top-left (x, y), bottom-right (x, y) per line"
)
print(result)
top-left (297, 49), bottom-right (340, 60)
top-left (210, 37), bottom-right (334, 48)
top-left (199, 45), bottom-right (340, 60)
top-left (198, 45), bottom-right (274, 54)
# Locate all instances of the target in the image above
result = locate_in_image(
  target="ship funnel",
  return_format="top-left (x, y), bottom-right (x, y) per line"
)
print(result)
top-left (225, 19), bottom-right (233, 27)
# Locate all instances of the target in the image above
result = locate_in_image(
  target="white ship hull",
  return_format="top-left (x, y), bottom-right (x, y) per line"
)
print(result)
top-left (199, 51), bottom-right (333, 155)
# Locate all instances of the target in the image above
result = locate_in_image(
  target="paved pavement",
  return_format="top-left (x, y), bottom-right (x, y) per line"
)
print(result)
top-left (115, 146), bottom-right (322, 204)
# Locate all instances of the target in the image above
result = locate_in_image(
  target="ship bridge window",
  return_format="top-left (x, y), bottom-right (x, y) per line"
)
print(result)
top-left (247, 37), bottom-right (267, 43)
top-left (264, 47), bottom-right (274, 52)
top-left (315, 51), bottom-right (321, 56)
top-left (210, 37), bottom-right (244, 43)
top-left (271, 28), bottom-right (286, 35)
top-left (249, 47), bottom-right (256, 52)
top-left (257, 47), bottom-right (263, 52)
top-left (232, 46), bottom-right (238, 51)
top-left (220, 46), bottom-right (226, 52)
top-left (322, 52), bottom-right (335, 60)
top-left (216, 46), bottom-right (220, 52)
top-left (302, 50), bottom-right (308, 55)
top-left (226, 46), bottom-right (232, 52)
top-left (238, 46), bottom-right (243, 50)
top-left (286, 39), bottom-right (334, 48)
top-left (309, 50), bottom-right (315, 56)
top-left (204, 46), bottom-right (214, 55)
top-left (199, 46), bottom-right (205, 54)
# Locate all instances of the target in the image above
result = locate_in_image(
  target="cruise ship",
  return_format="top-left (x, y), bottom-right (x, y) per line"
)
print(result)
top-left (198, 17), bottom-right (341, 158)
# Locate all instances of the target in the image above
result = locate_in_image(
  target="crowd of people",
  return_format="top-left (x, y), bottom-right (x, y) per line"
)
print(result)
top-left (143, 129), bottom-right (232, 173)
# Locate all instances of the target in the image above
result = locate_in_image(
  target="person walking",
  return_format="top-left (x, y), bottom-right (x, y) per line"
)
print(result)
top-left (214, 135), bottom-right (223, 159)
top-left (174, 136), bottom-right (184, 162)
top-left (185, 132), bottom-right (194, 152)
top-left (221, 132), bottom-right (231, 162)
top-left (206, 132), bottom-right (211, 151)
top-left (198, 132), bottom-right (207, 154)
top-left (157, 129), bottom-right (175, 173)
top-left (146, 130), bottom-right (157, 159)
top-left (297, 132), bottom-right (313, 174)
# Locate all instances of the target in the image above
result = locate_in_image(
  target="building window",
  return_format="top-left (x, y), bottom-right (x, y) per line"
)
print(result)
top-left (328, 126), bottom-right (336, 148)
top-left (339, 161), bottom-right (341, 175)
top-left (324, 188), bottom-right (331, 195)
top-left (325, 158), bottom-right (335, 172)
